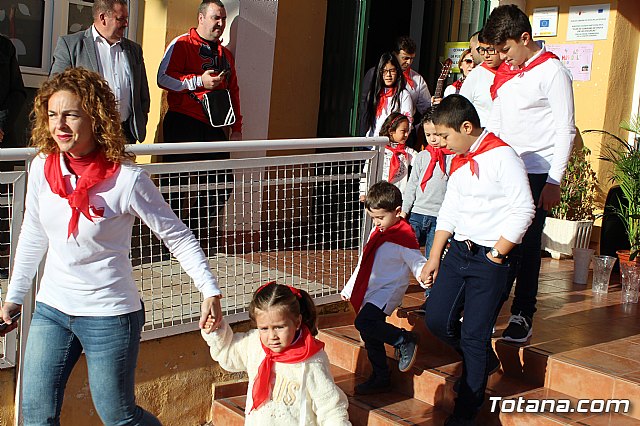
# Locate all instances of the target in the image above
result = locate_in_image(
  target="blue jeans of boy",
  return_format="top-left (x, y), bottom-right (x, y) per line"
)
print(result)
top-left (425, 240), bottom-right (512, 419)
top-left (22, 302), bottom-right (162, 426)
top-left (354, 303), bottom-right (408, 379)
top-left (408, 212), bottom-right (437, 259)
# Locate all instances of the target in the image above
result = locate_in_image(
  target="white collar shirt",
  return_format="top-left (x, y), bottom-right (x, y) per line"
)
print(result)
top-left (92, 25), bottom-right (132, 122)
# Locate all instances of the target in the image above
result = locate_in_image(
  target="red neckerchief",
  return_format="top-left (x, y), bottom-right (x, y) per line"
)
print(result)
top-left (376, 87), bottom-right (396, 119)
top-left (420, 145), bottom-right (453, 191)
top-left (44, 151), bottom-right (120, 238)
top-left (386, 143), bottom-right (409, 182)
top-left (403, 68), bottom-right (415, 89)
top-left (480, 61), bottom-right (498, 75)
top-left (350, 218), bottom-right (419, 313)
top-left (449, 132), bottom-right (508, 176)
top-left (452, 78), bottom-right (464, 93)
top-left (251, 325), bottom-right (324, 412)
top-left (490, 51), bottom-right (558, 100)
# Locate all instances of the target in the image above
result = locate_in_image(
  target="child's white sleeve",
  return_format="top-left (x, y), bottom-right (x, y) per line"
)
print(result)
top-left (400, 247), bottom-right (428, 286)
top-left (341, 261), bottom-right (360, 299)
top-left (401, 152), bottom-right (427, 213)
top-left (307, 355), bottom-right (352, 426)
top-left (200, 319), bottom-right (252, 373)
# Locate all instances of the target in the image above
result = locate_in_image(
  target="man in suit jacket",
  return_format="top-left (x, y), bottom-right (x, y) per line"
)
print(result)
top-left (50, 0), bottom-right (150, 143)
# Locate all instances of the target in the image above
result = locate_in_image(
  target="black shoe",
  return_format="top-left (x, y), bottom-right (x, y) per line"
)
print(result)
top-left (444, 414), bottom-right (475, 426)
top-left (354, 374), bottom-right (392, 395)
top-left (453, 349), bottom-right (501, 393)
top-left (395, 332), bottom-right (418, 372)
top-left (501, 312), bottom-right (533, 343)
top-left (414, 300), bottom-right (427, 315)
top-left (0, 268), bottom-right (8, 280)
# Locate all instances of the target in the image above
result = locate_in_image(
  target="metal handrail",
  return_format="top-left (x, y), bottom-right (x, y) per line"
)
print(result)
top-left (0, 137), bottom-right (388, 161)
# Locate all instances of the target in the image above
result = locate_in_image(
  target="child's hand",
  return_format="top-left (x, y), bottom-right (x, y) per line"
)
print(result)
top-left (359, 195), bottom-right (366, 203)
top-left (203, 315), bottom-right (217, 334)
top-left (420, 258), bottom-right (440, 285)
top-left (340, 294), bottom-right (350, 301)
top-left (399, 211), bottom-right (408, 219)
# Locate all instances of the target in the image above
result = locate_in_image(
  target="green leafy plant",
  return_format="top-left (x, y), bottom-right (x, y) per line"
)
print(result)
top-left (584, 115), bottom-right (640, 261)
top-left (551, 146), bottom-right (598, 221)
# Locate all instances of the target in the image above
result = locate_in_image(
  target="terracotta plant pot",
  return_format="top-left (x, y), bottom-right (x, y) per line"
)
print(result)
top-left (617, 249), bottom-right (639, 266)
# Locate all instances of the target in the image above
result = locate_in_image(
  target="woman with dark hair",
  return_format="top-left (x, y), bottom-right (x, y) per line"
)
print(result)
top-left (363, 52), bottom-right (414, 137)
top-left (0, 68), bottom-right (223, 425)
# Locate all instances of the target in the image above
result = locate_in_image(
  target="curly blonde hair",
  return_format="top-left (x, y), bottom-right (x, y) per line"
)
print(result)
top-left (30, 67), bottom-right (134, 163)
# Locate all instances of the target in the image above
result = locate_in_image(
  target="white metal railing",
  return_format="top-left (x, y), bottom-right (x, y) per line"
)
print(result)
top-left (0, 137), bottom-right (386, 356)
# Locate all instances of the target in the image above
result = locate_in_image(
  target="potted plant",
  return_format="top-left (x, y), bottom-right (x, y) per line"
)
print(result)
top-left (586, 116), bottom-right (640, 263)
top-left (542, 146), bottom-right (598, 259)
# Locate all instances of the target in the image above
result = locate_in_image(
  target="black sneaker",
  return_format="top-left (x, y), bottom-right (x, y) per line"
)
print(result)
top-left (395, 332), bottom-right (418, 372)
top-left (453, 349), bottom-right (501, 393)
top-left (354, 374), bottom-right (392, 395)
top-left (444, 414), bottom-right (475, 426)
top-left (501, 313), bottom-right (533, 343)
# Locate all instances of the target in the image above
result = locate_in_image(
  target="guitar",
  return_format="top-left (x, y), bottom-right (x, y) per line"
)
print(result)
top-left (433, 58), bottom-right (453, 100)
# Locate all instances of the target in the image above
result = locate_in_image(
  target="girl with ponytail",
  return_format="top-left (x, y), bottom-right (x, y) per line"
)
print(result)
top-left (202, 282), bottom-right (351, 425)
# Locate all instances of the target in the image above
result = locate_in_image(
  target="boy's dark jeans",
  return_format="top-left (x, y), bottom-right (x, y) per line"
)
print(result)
top-left (425, 239), bottom-right (512, 419)
top-left (504, 173), bottom-right (548, 319)
top-left (354, 303), bottom-right (406, 379)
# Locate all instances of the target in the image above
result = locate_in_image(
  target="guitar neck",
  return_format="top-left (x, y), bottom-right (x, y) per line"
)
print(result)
top-left (434, 78), bottom-right (445, 99)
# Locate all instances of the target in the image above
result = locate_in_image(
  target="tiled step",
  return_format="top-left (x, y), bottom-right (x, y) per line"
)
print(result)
top-left (543, 336), bottom-right (640, 420)
top-left (498, 388), bottom-right (639, 426)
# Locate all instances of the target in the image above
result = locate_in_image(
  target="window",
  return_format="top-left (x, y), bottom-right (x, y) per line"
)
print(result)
top-left (0, 0), bottom-right (137, 87)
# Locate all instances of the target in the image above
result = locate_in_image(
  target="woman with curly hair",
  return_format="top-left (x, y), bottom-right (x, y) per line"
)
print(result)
top-left (0, 68), bottom-right (223, 425)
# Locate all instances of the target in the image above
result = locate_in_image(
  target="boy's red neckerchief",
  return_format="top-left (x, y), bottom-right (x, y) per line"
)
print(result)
top-left (349, 218), bottom-right (419, 313)
top-left (490, 51), bottom-right (558, 100)
top-left (449, 132), bottom-right (508, 176)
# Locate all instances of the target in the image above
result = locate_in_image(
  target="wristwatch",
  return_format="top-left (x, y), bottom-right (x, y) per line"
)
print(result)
top-left (490, 247), bottom-right (506, 259)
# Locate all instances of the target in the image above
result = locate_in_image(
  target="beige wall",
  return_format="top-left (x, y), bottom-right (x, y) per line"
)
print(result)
top-left (524, 0), bottom-right (640, 204)
top-left (268, 0), bottom-right (327, 139)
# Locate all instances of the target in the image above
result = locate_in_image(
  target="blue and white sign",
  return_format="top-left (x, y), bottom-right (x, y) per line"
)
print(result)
top-left (533, 7), bottom-right (558, 37)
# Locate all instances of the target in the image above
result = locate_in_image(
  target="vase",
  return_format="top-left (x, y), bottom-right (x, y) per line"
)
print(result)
top-left (572, 247), bottom-right (594, 284)
top-left (621, 263), bottom-right (640, 303)
top-left (591, 255), bottom-right (616, 294)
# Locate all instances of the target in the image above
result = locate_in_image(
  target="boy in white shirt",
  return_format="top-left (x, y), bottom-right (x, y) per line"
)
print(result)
top-left (420, 95), bottom-right (534, 425)
top-left (483, 5), bottom-right (575, 343)
top-left (341, 181), bottom-right (427, 395)
top-left (459, 31), bottom-right (504, 126)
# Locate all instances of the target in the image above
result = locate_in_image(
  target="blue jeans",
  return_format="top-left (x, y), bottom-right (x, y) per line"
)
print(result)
top-left (408, 213), bottom-right (437, 259)
top-left (354, 303), bottom-right (408, 379)
top-left (22, 303), bottom-right (162, 426)
top-left (425, 240), bottom-right (512, 419)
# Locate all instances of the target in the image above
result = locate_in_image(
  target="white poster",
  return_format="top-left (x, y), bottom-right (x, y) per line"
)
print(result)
top-left (567, 4), bottom-right (610, 41)
top-left (533, 7), bottom-right (559, 37)
top-left (546, 44), bottom-right (594, 81)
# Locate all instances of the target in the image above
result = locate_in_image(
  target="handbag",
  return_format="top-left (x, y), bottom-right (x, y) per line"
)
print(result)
top-left (191, 90), bottom-right (236, 128)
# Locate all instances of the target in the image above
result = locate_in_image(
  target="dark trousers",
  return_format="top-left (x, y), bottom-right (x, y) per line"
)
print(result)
top-left (425, 240), bottom-right (512, 419)
top-left (354, 303), bottom-right (406, 379)
top-left (121, 119), bottom-right (137, 144)
top-left (161, 111), bottom-right (234, 252)
top-left (504, 174), bottom-right (548, 318)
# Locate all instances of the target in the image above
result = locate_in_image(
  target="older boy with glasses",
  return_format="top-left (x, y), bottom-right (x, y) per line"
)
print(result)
top-left (459, 31), bottom-right (504, 126)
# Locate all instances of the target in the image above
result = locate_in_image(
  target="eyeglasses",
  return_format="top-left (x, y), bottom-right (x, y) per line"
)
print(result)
top-left (463, 59), bottom-right (474, 64)
top-left (476, 46), bottom-right (497, 55)
top-left (381, 68), bottom-right (398, 76)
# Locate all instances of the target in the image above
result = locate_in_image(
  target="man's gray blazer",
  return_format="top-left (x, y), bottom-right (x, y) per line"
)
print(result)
top-left (50, 27), bottom-right (151, 142)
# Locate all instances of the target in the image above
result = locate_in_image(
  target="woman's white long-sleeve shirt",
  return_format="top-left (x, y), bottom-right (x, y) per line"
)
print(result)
top-left (201, 321), bottom-right (351, 426)
top-left (366, 89), bottom-right (414, 137)
top-left (6, 154), bottom-right (221, 316)
top-left (436, 131), bottom-right (535, 246)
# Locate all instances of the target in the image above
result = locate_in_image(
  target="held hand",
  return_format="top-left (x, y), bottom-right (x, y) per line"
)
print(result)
top-left (431, 96), bottom-right (442, 106)
top-left (538, 183), bottom-right (561, 212)
top-left (201, 70), bottom-right (223, 90)
top-left (399, 211), bottom-right (407, 219)
top-left (200, 295), bottom-right (223, 333)
top-left (340, 294), bottom-right (350, 302)
top-left (420, 258), bottom-right (440, 285)
top-left (0, 302), bottom-right (21, 336)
